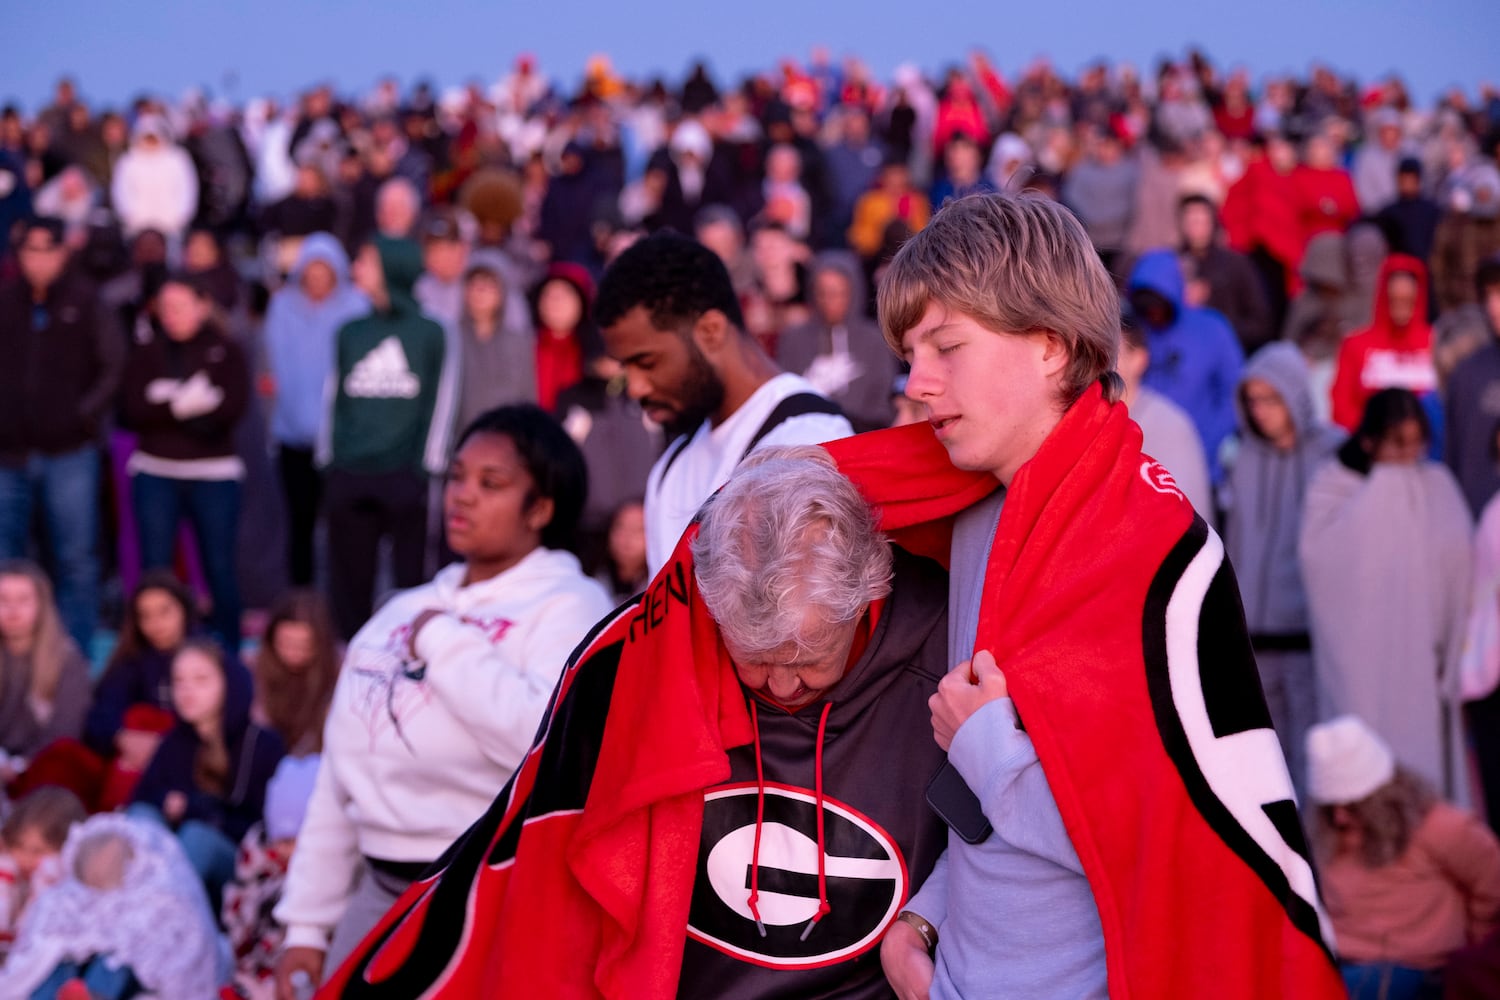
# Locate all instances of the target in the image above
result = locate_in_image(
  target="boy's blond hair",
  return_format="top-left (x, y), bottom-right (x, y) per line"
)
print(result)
top-left (878, 193), bottom-right (1123, 405)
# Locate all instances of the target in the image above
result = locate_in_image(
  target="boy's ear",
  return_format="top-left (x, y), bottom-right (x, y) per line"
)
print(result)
top-left (1040, 331), bottom-right (1070, 379)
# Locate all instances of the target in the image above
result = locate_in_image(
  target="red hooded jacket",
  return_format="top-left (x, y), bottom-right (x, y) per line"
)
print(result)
top-left (1329, 254), bottom-right (1437, 430)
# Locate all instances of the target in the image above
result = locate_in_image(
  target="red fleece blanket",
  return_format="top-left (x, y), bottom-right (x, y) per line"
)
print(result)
top-left (321, 384), bottom-right (1343, 999)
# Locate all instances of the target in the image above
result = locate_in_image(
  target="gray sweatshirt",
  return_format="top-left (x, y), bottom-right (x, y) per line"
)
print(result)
top-left (906, 492), bottom-right (1108, 1000)
top-left (1132, 386), bottom-right (1213, 516)
top-left (1225, 343), bottom-right (1345, 636)
top-left (1062, 157), bottom-right (1139, 252)
top-left (1446, 336), bottom-right (1500, 516)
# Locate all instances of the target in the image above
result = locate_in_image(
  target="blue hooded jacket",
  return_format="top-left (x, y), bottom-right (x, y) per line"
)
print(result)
top-left (1128, 250), bottom-right (1245, 486)
top-left (264, 233), bottom-right (368, 448)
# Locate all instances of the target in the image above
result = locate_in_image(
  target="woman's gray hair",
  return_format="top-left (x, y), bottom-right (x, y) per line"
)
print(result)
top-left (692, 446), bottom-right (893, 659)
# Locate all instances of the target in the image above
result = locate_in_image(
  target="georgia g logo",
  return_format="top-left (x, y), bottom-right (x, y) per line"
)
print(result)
top-left (1143, 516), bottom-right (1337, 958)
top-left (687, 783), bottom-right (907, 969)
top-left (1141, 458), bottom-right (1186, 501)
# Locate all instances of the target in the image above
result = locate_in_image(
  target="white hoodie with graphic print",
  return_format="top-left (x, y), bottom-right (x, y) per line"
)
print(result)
top-left (275, 548), bottom-right (612, 950)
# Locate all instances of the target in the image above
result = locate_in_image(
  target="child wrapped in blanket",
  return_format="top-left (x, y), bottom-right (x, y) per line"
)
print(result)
top-left (0, 812), bottom-right (229, 998)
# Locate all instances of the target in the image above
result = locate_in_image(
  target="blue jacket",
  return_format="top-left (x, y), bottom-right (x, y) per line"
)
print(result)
top-left (264, 234), bottom-right (368, 448)
top-left (0, 151), bottom-right (31, 267)
top-left (1129, 250), bottom-right (1245, 486)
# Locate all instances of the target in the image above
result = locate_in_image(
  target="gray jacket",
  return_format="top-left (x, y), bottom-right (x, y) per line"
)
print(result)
top-left (1446, 335), bottom-right (1500, 516)
top-left (775, 251), bottom-right (896, 431)
top-left (1062, 157), bottom-right (1139, 251)
top-left (1225, 342), bottom-right (1345, 635)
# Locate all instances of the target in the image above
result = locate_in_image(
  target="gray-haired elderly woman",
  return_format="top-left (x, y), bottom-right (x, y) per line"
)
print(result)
top-left (670, 445), bottom-right (952, 999)
top-left (694, 445), bottom-right (898, 709)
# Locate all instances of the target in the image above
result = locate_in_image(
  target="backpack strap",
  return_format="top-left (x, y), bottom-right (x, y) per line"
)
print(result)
top-left (657, 432), bottom-right (695, 480)
top-left (739, 392), bottom-right (846, 463)
top-left (659, 391), bottom-right (845, 483)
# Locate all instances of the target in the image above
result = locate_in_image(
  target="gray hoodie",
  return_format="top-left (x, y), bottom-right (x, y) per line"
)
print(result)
top-left (1062, 155), bottom-right (1139, 252)
top-left (775, 251), bottom-right (895, 431)
top-left (1225, 343), bottom-right (1345, 635)
top-left (1445, 333), bottom-right (1500, 516)
top-left (1342, 221), bottom-right (1390, 332)
top-left (451, 252), bottom-right (538, 435)
top-left (1280, 232), bottom-right (1350, 358)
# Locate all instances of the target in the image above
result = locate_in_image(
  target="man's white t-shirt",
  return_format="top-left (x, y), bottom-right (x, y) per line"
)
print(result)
top-left (644, 373), bottom-right (854, 574)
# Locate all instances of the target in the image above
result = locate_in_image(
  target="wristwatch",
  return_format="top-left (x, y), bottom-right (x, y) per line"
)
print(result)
top-left (895, 910), bottom-right (938, 954)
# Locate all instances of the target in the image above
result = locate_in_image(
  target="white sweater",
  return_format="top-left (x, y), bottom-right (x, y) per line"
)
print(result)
top-left (110, 145), bottom-right (199, 238)
top-left (275, 549), bottom-right (611, 949)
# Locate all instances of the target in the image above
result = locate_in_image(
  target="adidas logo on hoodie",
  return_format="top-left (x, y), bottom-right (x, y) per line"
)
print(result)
top-left (345, 337), bottom-right (421, 399)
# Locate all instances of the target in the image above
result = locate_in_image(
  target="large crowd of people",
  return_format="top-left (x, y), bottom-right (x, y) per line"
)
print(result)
top-left (0, 45), bottom-right (1498, 999)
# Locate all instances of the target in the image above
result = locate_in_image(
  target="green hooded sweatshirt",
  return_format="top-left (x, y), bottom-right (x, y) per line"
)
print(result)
top-left (327, 237), bottom-right (451, 475)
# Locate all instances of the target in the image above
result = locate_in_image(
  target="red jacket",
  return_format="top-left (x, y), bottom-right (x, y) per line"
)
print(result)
top-left (1330, 254), bottom-right (1437, 430)
top-left (532, 261), bottom-right (595, 413)
top-left (1214, 103), bottom-right (1257, 141)
top-left (932, 98), bottom-right (989, 155)
top-left (1293, 165), bottom-right (1360, 241)
top-left (1223, 158), bottom-right (1305, 279)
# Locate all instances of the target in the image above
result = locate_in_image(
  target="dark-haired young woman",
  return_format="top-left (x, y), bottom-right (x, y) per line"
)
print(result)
top-left (120, 272), bottom-right (250, 648)
top-left (1301, 388), bottom-right (1474, 804)
top-left (273, 404), bottom-right (611, 995)
top-left (252, 589), bottom-right (342, 756)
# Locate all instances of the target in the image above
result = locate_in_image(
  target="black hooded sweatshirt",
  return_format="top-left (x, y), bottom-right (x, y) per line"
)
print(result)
top-left (131, 656), bottom-right (284, 844)
top-left (675, 547), bottom-right (950, 999)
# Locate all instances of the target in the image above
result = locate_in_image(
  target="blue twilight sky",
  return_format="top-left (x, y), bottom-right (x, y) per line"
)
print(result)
top-left (2, 0), bottom-right (1497, 112)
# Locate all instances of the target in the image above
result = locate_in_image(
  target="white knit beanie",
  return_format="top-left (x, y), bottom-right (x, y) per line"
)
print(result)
top-left (1305, 715), bottom-right (1396, 805)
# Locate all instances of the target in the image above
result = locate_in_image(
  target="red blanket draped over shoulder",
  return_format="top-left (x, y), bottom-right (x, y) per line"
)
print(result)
top-left (320, 384), bottom-right (1344, 999)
